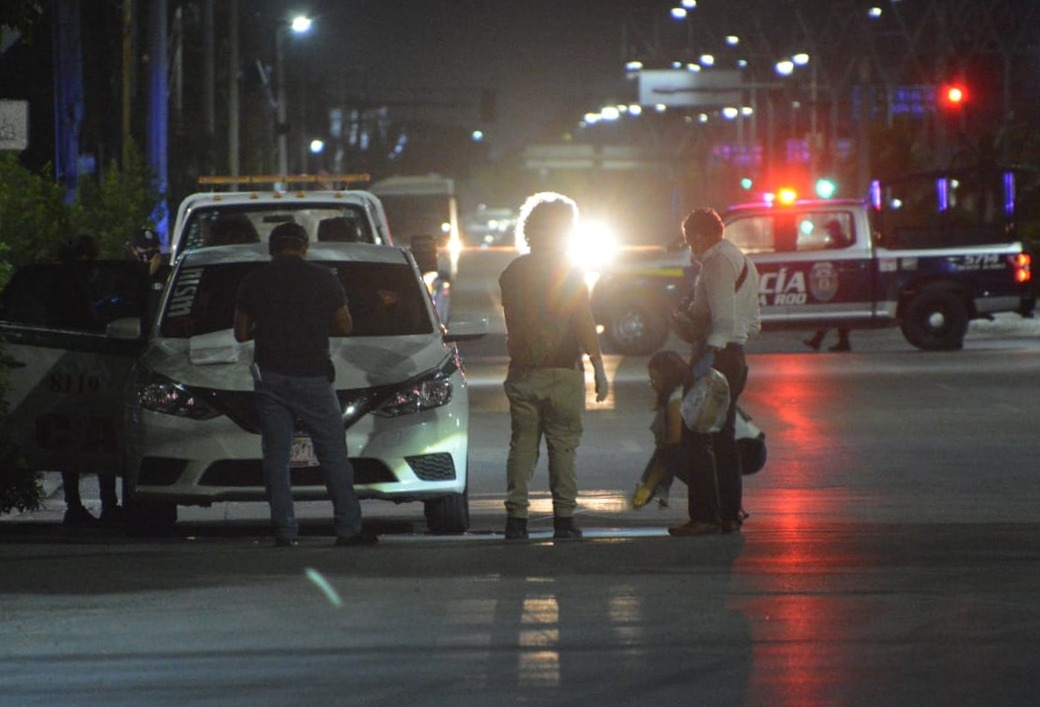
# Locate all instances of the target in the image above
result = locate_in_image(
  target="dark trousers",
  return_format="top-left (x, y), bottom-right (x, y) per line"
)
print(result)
top-left (61, 472), bottom-right (118, 510)
top-left (683, 344), bottom-right (748, 525)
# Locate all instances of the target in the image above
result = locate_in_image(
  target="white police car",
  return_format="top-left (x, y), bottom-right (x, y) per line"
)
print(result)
top-left (0, 242), bottom-right (485, 535)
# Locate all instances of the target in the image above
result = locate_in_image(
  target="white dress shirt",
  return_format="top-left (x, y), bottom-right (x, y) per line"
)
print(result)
top-left (688, 238), bottom-right (761, 350)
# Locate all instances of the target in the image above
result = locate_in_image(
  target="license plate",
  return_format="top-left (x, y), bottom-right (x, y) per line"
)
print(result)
top-left (290, 434), bottom-right (318, 468)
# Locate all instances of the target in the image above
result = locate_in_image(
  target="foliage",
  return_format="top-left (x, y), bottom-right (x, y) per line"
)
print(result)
top-left (0, 154), bottom-right (70, 266)
top-left (0, 146), bottom-right (161, 265)
top-left (0, 0), bottom-right (45, 43)
top-left (69, 142), bottom-right (161, 258)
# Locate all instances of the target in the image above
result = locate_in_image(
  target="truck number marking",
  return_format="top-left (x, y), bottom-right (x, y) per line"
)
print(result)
top-left (48, 372), bottom-right (101, 394)
top-left (958, 254), bottom-right (1003, 271)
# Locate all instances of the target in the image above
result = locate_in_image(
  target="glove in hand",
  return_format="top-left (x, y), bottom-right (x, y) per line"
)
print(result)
top-left (593, 361), bottom-right (609, 402)
top-left (691, 350), bottom-right (716, 379)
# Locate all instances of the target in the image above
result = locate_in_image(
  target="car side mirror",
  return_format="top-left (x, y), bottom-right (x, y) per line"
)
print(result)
top-left (443, 317), bottom-right (488, 343)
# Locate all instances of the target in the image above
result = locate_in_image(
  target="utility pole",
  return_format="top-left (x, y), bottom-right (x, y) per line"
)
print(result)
top-left (121, 0), bottom-right (134, 168)
top-left (228, 0), bottom-right (240, 178)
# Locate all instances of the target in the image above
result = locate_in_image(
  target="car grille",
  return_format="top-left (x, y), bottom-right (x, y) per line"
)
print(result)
top-left (138, 457), bottom-right (188, 486)
top-left (406, 453), bottom-right (456, 481)
top-left (198, 458), bottom-right (397, 487)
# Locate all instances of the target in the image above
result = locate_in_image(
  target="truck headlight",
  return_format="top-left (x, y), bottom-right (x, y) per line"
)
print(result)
top-left (568, 219), bottom-right (619, 271)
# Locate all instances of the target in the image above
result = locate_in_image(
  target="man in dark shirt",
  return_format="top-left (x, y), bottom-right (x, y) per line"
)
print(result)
top-left (499, 192), bottom-right (608, 541)
top-left (234, 222), bottom-right (373, 547)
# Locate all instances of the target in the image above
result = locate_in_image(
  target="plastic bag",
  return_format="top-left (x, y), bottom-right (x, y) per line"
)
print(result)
top-left (680, 368), bottom-right (730, 433)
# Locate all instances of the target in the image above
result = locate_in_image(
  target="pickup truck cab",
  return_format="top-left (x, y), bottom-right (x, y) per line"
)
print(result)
top-left (591, 169), bottom-right (1035, 353)
top-left (168, 175), bottom-right (448, 317)
top-left (169, 175), bottom-right (393, 260)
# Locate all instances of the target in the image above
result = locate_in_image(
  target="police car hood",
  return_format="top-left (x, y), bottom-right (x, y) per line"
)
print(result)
top-left (141, 330), bottom-right (451, 391)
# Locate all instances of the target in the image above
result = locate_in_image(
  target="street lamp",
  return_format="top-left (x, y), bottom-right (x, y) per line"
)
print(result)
top-left (275, 14), bottom-right (312, 177)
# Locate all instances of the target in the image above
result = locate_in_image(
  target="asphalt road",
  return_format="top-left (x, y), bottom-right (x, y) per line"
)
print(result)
top-left (2, 248), bottom-right (1039, 706)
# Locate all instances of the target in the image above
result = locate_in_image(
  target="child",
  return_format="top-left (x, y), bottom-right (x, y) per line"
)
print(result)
top-left (632, 350), bottom-right (688, 509)
top-left (632, 350), bottom-right (762, 521)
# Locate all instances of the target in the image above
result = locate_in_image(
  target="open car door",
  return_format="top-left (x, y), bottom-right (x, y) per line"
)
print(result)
top-left (0, 261), bottom-right (154, 478)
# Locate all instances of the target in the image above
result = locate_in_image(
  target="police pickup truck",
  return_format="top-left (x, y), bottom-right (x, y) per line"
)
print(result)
top-left (591, 169), bottom-right (1035, 354)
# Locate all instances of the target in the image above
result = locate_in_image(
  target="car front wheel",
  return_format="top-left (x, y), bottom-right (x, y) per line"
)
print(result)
top-left (424, 487), bottom-right (469, 534)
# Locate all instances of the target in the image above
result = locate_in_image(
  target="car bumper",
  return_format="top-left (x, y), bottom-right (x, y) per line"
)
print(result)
top-left (125, 399), bottom-right (469, 505)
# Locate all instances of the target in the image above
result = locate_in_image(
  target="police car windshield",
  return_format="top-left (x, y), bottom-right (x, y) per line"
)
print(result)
top-left (159, 261), bottom-right (433, 338)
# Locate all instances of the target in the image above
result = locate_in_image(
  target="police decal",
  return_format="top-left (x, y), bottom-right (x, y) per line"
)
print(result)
top-left (809, 262), bottom-right (839, 302)
top-left (759, 266), bottom-right (807, 306)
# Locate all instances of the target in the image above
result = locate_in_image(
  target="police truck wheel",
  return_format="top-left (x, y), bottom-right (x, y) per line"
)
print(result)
top-left (901, 287), bottom-right (969, 351)
top-left (604, 304), bottom-right (668, 356)
top-left (424, 487), bottom-right (470, 534)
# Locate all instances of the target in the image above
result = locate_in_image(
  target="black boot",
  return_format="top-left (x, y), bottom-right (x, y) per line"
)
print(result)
top-left (504, 517), bottom-right (528, 540)
top-left (553, 516), bottom-right (583, 539)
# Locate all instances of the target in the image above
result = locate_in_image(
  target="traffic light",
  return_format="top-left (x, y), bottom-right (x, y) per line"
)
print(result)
top-left (940, 83), bottom-right (967, 109)
top-left (815, 177), bottom-right (837, 199)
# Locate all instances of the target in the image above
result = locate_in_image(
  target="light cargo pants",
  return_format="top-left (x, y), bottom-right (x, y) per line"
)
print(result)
top-left (503, 367), bottom-right (585, 519)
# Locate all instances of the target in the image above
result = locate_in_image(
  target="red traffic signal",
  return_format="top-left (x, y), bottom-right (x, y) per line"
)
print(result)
top-left (940, 83), bottom-right (967, 108)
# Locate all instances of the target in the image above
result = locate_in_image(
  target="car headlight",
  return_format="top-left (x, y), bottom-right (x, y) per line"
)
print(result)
top-left (373, 373), bottom-right (453, 417)
top-left (135, 371), bottom-right (222, 419)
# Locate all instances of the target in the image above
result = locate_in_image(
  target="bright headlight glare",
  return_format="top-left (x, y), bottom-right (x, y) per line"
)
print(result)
top-left (568, 219), bottom-right (619, 270)
top-left (374, 375), bottom-right (453, 417)
top-left (138, 377), bottom-right (220, 419)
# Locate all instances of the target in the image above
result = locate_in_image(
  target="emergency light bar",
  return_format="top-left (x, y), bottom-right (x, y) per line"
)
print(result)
top-left (197, 174), bottom-right (371, 188)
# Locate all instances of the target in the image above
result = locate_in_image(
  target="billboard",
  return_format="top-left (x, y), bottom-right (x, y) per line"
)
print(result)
top-left (0, 100), bottom-right (29, 152)
top-left (638, 69), bottom-right (743, 108)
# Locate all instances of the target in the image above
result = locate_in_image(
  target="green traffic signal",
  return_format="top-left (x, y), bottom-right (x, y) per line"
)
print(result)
top-left (815, 178), bottom-right (837, 199)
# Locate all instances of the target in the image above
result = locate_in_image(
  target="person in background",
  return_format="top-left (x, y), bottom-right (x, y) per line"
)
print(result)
top-left (54, 234), bottom-right (123, 526)
top-left (128, 227), bottom-right (163, 276)
top-left (499, 192), bottom-right (609, 541)
top-left (669, 207), bottom-right (761, 537)
top-left (804, 327), bottom-right (852, 352)
top-left (631, 350), bottom-right (688, 510)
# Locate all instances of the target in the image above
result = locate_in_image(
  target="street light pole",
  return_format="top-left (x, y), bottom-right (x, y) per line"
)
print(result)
top-left (273, 15), bottom-right (312, 178)
top-left (275, 27), bottom-right (288, 176)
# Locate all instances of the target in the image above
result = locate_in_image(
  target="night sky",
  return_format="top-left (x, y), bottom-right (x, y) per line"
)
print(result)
top-left (300, 0), bottom-right (660, 150)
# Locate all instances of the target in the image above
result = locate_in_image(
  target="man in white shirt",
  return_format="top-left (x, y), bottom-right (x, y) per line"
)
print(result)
top-left (669, 208), bottom-right (761, 537)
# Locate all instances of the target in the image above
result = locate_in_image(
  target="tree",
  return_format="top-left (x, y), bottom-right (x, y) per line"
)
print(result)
top-left (0, 0), bottom-right (45, 42)
top-left (0, 154), bottom-right (70, 265)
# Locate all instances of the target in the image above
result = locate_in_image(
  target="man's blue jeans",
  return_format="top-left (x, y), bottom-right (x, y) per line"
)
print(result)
top-left (254, 369), bottom-right (362, 540)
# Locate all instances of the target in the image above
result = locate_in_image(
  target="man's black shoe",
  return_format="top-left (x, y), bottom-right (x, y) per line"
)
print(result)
top-left (335, 533), bottom-right (378, 547)
top-left (63, 506), bottom-right (100, 527)
top-left (504, 517), bottom-right (528, 540)
top-left (553, 516), bottom-right (583, 539)
top-left (100, 506), bottom-right (124, 525)
top-left (274, 538), bottom-right (299, 548)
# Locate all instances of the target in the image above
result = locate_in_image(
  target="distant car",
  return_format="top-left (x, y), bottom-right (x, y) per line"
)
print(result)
top-left (0, 242), bottom-right (487, 535)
